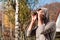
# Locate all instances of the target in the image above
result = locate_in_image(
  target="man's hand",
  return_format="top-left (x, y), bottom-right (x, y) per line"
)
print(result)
top-left (37, 10), bottom-right (44, 19)
top-left (26, 14), bottom-right (37, 36)
top-left (31, 14), bottom-right (37, 22)
top-left (37, 10), bottom-right (45, 26)
top-left (27, 14), bottom-right (37, 31)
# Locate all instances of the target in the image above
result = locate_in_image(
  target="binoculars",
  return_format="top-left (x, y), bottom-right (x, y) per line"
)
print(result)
top-left (31, 8), bottom-right (48, 15)
top-left (33, 11), bottom-right (37, 15)
top-left (32, 8), bottom-right (42, 15)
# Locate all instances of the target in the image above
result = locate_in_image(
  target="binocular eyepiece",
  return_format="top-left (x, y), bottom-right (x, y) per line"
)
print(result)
top-left (31, 8), bottom-right (42, 15)
top-left (33, 11), bottom-right (37, 15)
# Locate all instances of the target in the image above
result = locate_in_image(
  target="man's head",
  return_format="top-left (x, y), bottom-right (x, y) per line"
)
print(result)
top-left (37, 8), bottom-right (49, 24)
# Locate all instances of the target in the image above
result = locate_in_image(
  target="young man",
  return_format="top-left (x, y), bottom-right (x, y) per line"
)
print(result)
top-left (26, 8), bottom-right (56, 40)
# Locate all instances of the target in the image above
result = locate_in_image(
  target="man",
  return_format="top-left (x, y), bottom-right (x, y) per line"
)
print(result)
top-left (26, 8), bottom-right (56, 40)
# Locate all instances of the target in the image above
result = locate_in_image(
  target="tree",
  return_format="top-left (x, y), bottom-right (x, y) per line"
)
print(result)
top-left (19, 0), bottom-right (38, 40)
top-left (3, 0), bottom-right (15, 40)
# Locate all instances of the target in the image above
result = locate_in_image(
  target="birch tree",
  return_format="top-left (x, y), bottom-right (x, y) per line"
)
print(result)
top-left (15, 0), bottom-right (19, 40)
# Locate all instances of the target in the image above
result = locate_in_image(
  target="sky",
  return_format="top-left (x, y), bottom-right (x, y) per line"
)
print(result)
top-left (0, 0), bottom-right (60, 10)
top-left (27, 0), bottom-right (60, 10)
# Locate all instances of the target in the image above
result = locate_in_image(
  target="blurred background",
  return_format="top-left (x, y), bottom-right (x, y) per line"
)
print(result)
top-left (0, 0), bottom-right (60, 40)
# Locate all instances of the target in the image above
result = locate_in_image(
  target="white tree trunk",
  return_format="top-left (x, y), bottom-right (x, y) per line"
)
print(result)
top-left (15, 0), bottom-right (19, 40)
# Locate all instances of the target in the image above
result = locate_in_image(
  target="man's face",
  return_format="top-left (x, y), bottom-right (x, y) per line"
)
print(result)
top-left (37, 10), bottom-right (45, 20)
top-left (37, 10), bottom-right (44, 15)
